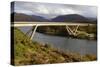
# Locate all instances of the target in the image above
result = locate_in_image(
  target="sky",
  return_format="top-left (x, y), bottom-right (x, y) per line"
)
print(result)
top-left (12, 1), bottom-right (97, 19)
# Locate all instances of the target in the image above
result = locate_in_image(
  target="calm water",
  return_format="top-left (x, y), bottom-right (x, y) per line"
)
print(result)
top-left (18, 27), bottom-right (97, 55)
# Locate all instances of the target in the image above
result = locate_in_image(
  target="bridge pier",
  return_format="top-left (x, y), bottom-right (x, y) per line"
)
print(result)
top-left (73, 25), bottom-right (79, 36)
top-left (30, 25), bottom-right (38, 40)
top-left (65, 25), bottom-right (80, 36)
top-left (66, 25), bottom-right (75, 35)
top-left (65, 25), bottom-right (72, 35)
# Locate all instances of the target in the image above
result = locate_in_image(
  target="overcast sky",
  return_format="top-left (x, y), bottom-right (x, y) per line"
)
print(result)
top-left (12, 1), bottom-right (97, 19)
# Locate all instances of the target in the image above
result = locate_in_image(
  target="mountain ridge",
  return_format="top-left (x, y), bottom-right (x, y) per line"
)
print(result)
top-left (11, 12), bottom-right (50, 22)
top-left (11, 12), bottom-right (96, 23)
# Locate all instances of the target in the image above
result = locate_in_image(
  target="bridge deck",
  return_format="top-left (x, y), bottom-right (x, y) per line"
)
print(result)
top-left (11, 22), bottom-right (95, 27)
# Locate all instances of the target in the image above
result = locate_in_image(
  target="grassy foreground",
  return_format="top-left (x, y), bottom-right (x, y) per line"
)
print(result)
top-left (13, 28), bottom-right (97, 66)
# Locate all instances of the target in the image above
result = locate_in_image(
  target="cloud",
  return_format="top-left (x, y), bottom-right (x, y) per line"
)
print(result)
top-left (13, 1), bottom-right (97, 19)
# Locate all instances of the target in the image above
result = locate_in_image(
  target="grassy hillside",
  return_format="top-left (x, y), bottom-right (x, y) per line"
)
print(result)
top-left (12, 28), bottom-right (97, 66)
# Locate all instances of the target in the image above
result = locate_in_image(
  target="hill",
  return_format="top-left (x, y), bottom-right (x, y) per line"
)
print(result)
top-left (11, 13), bottom-right (97, 24)
top-left (12, 28), bottom-right (97, 65)
top-left (52, 14), bottom-right (90, 22)
top-left (11, 12), bottom-right (50, 22)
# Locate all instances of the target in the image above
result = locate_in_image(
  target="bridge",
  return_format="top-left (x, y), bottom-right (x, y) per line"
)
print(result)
top-left (11, 22), bottom-right (96, 40)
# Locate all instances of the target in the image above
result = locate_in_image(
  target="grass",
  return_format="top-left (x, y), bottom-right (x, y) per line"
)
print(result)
top-left (12, 27), bottom-right (97, 66)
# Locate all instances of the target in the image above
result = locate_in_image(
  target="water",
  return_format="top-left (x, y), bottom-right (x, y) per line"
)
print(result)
top-left (18, 27), bottom-right (97, 55)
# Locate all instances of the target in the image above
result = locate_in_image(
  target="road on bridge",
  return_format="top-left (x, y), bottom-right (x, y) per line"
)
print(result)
top-left (11, 22), bottom-right (95, 27)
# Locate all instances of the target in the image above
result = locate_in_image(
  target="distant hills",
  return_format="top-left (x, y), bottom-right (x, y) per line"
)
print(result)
top-left (11, 12), bottom-right (97, 23)
top-left (11, 12), bottom-right (50, 22)
top-left (52, 14), bottom-right (89, 22)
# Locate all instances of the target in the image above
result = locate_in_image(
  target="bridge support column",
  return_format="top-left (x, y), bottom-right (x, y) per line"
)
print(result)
top-left (66, 25), bottom-right (79, 36)
top-left (66, 25), bottom-right (72, 35)
top-left (66, 25), bottom-right (75, 35)
top-left (30, 25), bottom-right (38, 40)
top-left (73, 25), bottom-right (79, 36)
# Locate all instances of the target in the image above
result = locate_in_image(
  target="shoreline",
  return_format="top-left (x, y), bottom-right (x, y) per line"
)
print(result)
top-left (35, 31), bottom-right (97, 41)
top-left (13, 28), bottom-right (97, 65)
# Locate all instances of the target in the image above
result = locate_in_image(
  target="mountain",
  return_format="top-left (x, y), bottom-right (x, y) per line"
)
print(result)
top-left (11, 12), bottom-right (50, 22)
top-left (52, 14), bottom-right (91, 22)
top-left (87, 17), bottom-right (97, 23)
top-left (11, 13), bottom-right (97, 23)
